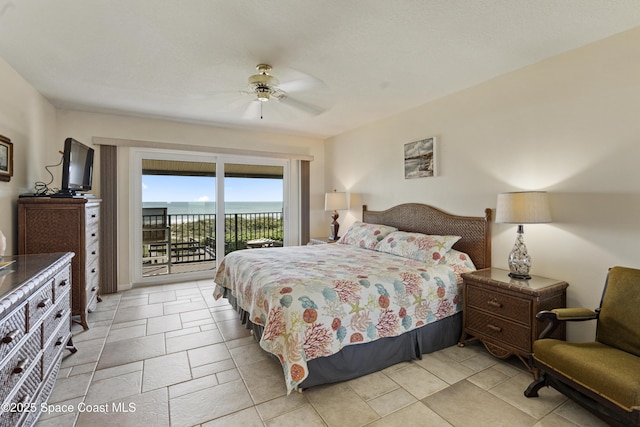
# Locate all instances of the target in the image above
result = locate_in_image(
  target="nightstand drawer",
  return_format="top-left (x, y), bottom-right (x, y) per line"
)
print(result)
top-left (466, 308), bottom-right (531, 353)
top-left (467, 283), bottom-right (532, 326)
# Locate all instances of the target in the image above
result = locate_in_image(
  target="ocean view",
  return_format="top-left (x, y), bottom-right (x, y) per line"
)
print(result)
top-left (142, 201), bottom-right (283, 215)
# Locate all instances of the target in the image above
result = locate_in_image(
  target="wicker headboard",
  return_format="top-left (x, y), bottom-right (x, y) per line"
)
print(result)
top-left (362, 203), bottom-right (492, 270)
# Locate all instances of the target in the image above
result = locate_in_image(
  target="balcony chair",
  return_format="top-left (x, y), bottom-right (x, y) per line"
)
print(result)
top-left (524, 266), bottom-right (640, 427)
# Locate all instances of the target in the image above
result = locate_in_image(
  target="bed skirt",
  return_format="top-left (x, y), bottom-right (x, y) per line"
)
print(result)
top-left (221, 290), bottom-right (462, 389)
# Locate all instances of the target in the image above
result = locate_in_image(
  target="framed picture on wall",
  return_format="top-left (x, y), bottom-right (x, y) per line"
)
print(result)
top-left (404, 137), bottom-right (437, 179)
top-left (0, 135), bottom-right (13, 182)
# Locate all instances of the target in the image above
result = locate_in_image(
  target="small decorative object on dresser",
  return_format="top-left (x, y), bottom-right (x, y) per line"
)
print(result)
top-left (458, 268), bottom-right (568, 377)
top-left (0, 252), bottom-right (77, 427)
top-left (17, 197), bottom-right (101, 330)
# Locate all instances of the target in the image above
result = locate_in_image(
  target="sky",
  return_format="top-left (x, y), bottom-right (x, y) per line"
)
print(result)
top-left (142, 175), bottom-right (283, 202)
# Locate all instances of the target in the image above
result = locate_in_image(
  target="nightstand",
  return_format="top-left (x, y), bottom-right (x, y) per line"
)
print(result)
top-left (458, 268), bottom-right (568, 377)
top-left (308, 237), bottom-right (338, 245)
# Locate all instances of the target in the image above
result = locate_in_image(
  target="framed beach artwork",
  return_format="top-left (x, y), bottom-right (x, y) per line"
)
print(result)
top-left (0, 135), bottom-right (13, 182)
top-left (404, 137), bottom-right (437, 179)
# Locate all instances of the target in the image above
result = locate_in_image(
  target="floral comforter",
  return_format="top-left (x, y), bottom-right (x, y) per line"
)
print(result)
top-left (213, 243), bottom-right (471, 393)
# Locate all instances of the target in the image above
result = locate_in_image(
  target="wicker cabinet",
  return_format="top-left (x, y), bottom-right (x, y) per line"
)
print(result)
top-left (0, 253), bottom-right (77, 427)
top-left (459, 268), bottom-right (568, 376)
top-left (18, 197), bottom-right (101, 330)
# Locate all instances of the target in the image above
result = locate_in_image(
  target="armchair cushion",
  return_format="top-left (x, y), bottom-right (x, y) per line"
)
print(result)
top-left (534, 339), bottom-right (640, 412)
top-left (596, 266), bottom-right (640, 357)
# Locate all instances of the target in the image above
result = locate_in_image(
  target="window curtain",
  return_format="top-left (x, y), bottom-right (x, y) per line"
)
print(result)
top-left (301, 160), bottom-right (310, 244)
top-left (99, 145), bottom-right (118, 294)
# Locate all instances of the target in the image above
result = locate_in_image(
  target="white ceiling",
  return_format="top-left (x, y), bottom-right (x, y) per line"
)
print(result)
top-left (1, 1), bottom-right (640, 139)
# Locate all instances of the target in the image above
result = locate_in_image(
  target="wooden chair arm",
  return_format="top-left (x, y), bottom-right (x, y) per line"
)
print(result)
top-left (536, 308), bottom-right (599, 339)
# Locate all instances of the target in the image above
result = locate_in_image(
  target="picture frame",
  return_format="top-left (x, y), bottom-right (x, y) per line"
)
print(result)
top-left (404, 136), bottom-right (437, 179)
top-left (0, 135), bottom-right (13, 182)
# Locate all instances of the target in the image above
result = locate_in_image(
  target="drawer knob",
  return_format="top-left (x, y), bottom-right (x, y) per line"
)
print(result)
top-left (486, 324), bottom-right (502, 333)
top-left (2, 329), bottom-right (18, 344)
top-left (487, 299), bottom-right (502, 308)
top-left (55, 310), bottom-right (64, 319)
top-left (91, 268), bottom-right (96, 273)
top-left (91, 233), bottom-right (96, 237)
top-left (59, 279), bottom-right (68, 287)
top-left (55, 336), bottom-right (64, 346)
top-left (13, 358), bottom-right (29, 374)
top-left (91, 214), bottom-right (96, 218)
top-left (91, 251), bottom-right (96, 255)
top-left (91, 286), bottom-right (97, 292)
top-left (37, 298), bottom-right (50, 308)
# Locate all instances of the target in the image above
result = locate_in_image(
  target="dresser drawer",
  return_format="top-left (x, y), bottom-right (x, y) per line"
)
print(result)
top-left (86, 258), bottom-right (100, 294)
top-left (466, 308), bottom-right (531, 353)
top-left (0, 331), bottom-right (40, 405)
top-left (86, 205), bottom-right (100, 224)
top-left (43, 313), bottom-right (71, 376)
top-left (86, 284), bottom-right (99, 311)
top-left (0, 357), bottom-right (42, 427)
top-left (0, 305), bottom-right (27, 362)
top-left (52, 264), bottom-right (71, 303)
top-left (43, 294), bottom-right (70, 346)
top-left (87, 239), bottom-right (100, 264)
top-left (86, 205), bottom-right (100, 241)
top-left (28, 282), bottom-right (54, 329)
top-left (466, 283), bottom-right (532, 326)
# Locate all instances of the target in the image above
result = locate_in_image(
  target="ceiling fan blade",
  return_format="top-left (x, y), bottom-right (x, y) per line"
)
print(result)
top-left (278, 77), bottom-right (325, 93)
top-left (278, 95), bottom-right (327, 116)
top-left (206, 90), bottom-right (254, 112)
top-left (275, 66), bottom-right (325, 92)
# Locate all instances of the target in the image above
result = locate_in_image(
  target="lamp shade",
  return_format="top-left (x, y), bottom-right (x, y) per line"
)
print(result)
top-left (495, 191), bottom-right (551, 224)
top-left (325, 191), bottom-right (348, 211)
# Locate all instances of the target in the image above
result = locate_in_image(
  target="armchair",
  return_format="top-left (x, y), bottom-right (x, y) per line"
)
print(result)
top-left (524, 266), bottom-right (640, 427)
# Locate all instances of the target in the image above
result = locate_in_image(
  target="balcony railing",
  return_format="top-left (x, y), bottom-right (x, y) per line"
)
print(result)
top-left (142, 211), bottom-right (283, 275)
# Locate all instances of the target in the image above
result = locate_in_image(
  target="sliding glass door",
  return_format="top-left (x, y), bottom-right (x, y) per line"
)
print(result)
top-left (224, 163), bottom-right (284, 253)
top-left (141, 159), bottom-right (217, 277)
top-left (132, 149), bottom-right (289, 284)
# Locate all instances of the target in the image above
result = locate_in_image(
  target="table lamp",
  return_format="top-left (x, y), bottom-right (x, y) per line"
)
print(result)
top-left (324, 190), bottom-right (348, 241)
top-left (495, 191), bottom-right (551, 279)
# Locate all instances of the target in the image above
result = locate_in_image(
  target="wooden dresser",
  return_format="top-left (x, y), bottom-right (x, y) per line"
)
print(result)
top-left (0, 252), bottom-right (76, 427)
top-left (459, 268), bottom-right (568, 376)
top-left (18, 197), bottom-right (101, 330)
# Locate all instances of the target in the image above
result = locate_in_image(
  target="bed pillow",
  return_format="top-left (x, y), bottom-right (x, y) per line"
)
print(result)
top-left (338, 221), bottom-right (398, 249)
top-left (374, 231), bottom-right (461, 263)
top-left (438, 249), bottom-right (477, 283)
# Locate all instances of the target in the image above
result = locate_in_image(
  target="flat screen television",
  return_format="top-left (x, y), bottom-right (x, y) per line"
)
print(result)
top-left (56, 137), bottom-right (94, 197)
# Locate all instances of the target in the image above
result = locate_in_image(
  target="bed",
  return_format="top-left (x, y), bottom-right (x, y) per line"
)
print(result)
top-left (214, 203), bottom-right (491, 393)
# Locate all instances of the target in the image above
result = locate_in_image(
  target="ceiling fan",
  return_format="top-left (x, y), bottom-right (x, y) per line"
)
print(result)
top-left (236, 64), bottom-right (329, 120)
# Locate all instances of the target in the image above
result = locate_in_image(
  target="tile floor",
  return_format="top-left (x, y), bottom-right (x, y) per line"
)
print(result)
top-left (34, 279), bottom-right (608, 427)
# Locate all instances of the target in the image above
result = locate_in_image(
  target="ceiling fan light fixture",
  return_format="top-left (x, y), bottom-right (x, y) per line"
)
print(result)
top-left (256, 86), bottom-right (270, 102)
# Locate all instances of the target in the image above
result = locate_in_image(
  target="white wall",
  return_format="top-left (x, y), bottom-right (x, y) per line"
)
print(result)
top-left (55, 111), bottom-right (325, 289)
top-left (325, 27), bottom-right (640, 341)
top-left (0, 57), bottom-right (58, 255)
